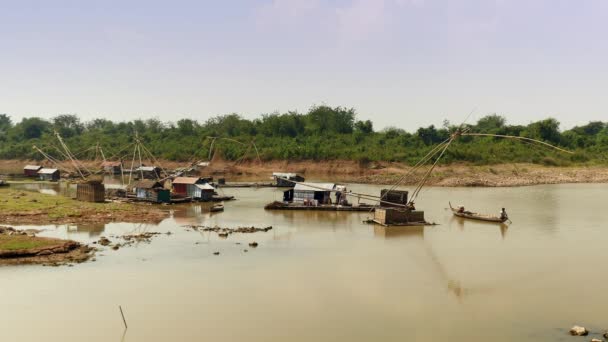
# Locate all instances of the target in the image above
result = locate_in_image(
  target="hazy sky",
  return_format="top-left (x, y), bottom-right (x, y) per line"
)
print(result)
top-left (1, 0), bottom-right (607, 131)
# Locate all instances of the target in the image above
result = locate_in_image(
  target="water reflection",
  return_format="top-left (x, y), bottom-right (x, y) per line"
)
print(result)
top-left (66, 223), bottom-right (105, 237)
top-left (373, 225), bottom-right (424, 239)
top-left (448, 216), bottom-right (510, 239)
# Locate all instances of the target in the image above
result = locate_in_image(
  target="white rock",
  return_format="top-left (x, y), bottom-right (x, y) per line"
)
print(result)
top-left (570, 325), bottom-right (589, 336)
top-left (590, 339), bottom-right (603, 342)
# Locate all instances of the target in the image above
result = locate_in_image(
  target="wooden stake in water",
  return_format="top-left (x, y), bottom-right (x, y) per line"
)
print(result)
top-left (119, 305), bottom-right (128, 330)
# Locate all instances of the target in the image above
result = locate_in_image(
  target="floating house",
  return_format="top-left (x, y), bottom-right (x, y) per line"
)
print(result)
top-left (272, 172), bottom-right (305, 187)
top-left (23, 165), bottom-right (42, 177)
top-left (283, 182), bottom-right (335, 204)
top-left (101, 161), bottom-right (122, 175)
top-left (172, 177), bottom-right (207, 197)
top-left (133, 180), bottom-right (170, 203)
top-left (76, 181), bottom-right (106, 203)
top-left (135, 166), bottom-right (161, 179)
top-left (194, 183), bottom-right (215, 201)
top-left (38, 168), bottom-right (60, 181)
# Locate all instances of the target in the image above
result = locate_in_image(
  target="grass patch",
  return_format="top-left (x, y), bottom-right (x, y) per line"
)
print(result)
top-left (0, 235), bottom-right (59, 251)
top-left (0, 188), bottom-right (139, 216)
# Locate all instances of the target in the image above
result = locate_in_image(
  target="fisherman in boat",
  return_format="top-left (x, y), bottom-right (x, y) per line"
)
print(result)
top-left (406, 202), bottom-right (416, 211)
top-left (500, 208), bottom-right (508, 221)
top-left (457, 206), bottom-right (465, 214)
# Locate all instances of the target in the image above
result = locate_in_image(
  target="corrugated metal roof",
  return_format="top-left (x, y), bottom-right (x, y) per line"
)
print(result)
top-left (294, 183), bottom-right (335, 192)
top-left (24, 165), bottom-right (42, 170)
top-left (136, 166), bottom-right (158, 172)
top-left (195, 183), bottom-right (215, 190)
top-left (38, 168), bottom-right (58, 174)
top-left (173, 177), bottom-right (201, 184)
top-left (273, 172), bottom-right (298, 178)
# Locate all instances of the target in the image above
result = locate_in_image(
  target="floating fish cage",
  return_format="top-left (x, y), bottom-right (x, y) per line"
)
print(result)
top-left (373, 208), bottom-right (426, 226)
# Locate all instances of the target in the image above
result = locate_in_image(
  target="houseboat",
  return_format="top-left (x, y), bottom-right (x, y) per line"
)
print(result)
top-left (37, 168), bottom-right (60, 182)
top-left (265, 182), bottom-right (379, 212)
top-left (172, 177), bottom-right (207, 197)
top-left (23, 165), bottom-right (42, 177)
top-left (133, 180), bottom-right (170, 203)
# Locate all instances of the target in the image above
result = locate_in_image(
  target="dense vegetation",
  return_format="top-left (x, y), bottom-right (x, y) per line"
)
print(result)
top-left (0, 106), bottom-right (607, 166)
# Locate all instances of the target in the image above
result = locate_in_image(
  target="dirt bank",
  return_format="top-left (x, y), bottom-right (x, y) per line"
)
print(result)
top-left (0, 188), bottom-right (168, 225)
top-left (0, 226), bottom-right (94, 266)
top-left (203, 160), bottom-right (608, 187)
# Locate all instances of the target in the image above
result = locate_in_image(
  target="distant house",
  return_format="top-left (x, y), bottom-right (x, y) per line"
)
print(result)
top-left (135, 166), bottom-right (161, 179)
top-left (194, 183), bottom-right (215, 201)
top-left (284, 182), bottom-right (335, 204)
top-left (37, 168), bottom-right (60, 181)
top-left (133, 180), bottom-right (170, 203)
top-left (23, 165), bottom-right (42, 177)
top-left (272, 172), bottom-right (305, 187)
top-left (101, 161), bottom-right (122, 175)
top-left (172, 177), bottom-right (206, 197)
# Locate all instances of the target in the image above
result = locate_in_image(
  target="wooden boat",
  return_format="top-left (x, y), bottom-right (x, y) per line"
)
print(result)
top-left (210, 204), bottom-right (224, 212)
top-left (449, 202), bottom-right (508, 223)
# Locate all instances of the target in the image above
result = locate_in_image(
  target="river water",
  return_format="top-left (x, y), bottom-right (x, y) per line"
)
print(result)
top-left (1, 183), bottom-right (606, 341)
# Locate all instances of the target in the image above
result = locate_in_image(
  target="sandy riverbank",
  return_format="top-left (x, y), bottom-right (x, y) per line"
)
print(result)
top-left (202, 160), bottom-right (608, 187)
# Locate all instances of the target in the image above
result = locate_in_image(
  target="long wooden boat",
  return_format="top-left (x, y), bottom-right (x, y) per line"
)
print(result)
top-left (449, 202), bottom-right (508, 223)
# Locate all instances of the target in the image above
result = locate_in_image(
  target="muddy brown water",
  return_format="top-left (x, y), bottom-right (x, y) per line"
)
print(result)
top-left (1, 183), bottom-right (607, 341)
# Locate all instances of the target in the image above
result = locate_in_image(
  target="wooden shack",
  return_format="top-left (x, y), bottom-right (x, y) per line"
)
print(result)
top-left (76, 181), bottom-right (106, 202)
top-left (37, 168), bottom-right (60, 181)
top-left (135, 166), bottom-right (161, 179)
top-left (134, 180), bottom-right (170, 203)
top-left (194, 183), bottom-right (215, 201)
top-left (101, 161), bottom-right (122, 175)
top-left (23, 165), bottom-right (42, 177)
top-left (380, 189), bottom-right (409, 207)
top-left (373, 208), bottom-right (425, 226)
top-left (172, 177), bottom-right (206, 197)
top-left (272, 172), bottom-right (305, 187)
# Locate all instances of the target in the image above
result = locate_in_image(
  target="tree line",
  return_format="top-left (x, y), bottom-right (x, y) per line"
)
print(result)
top-left (0, 105), bottom-right (606, 166)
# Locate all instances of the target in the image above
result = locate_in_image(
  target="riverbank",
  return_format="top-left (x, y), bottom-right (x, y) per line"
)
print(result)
top-left (203, 160), bottom-right (608, 187)
top-left (2, 159), bottom-right (608, 187)
top-left (0, 226), bottom-right (94, 266)
top-left (0, 188), bottom-right (168, 225)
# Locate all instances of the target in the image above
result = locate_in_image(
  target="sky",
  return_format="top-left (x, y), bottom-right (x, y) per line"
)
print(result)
top-left (1, 0), bottom-right (607, 131)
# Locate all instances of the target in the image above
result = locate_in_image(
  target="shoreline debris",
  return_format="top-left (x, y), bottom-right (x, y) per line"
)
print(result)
top-left (570, 325), bottom-right (589, 336)
top-left (185, 225), bottom-right (272, 236)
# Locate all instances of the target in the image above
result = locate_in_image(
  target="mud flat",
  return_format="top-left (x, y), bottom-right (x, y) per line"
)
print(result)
top-left (0, 226), bottom-right (94, 266)
top-left (0, 188), bottom-right (169, 225)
